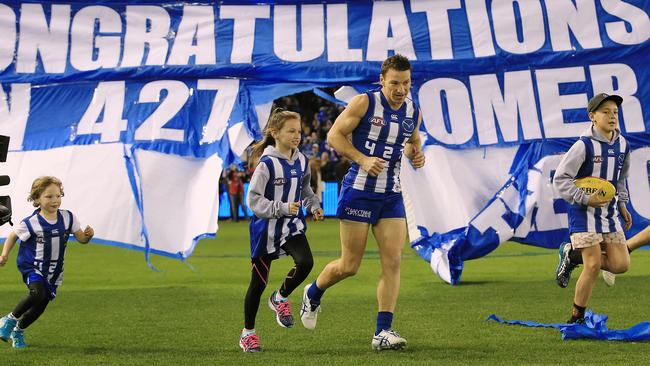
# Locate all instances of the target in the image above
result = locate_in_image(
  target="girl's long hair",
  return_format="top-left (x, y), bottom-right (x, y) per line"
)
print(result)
top-left (250, 108), bottom-right (301, 162)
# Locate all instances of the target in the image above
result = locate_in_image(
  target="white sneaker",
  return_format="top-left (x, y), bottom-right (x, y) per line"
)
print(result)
top-left (602, 270), bottom-right (616, 287)
top-left (372, 329), bottom-right (407, 350)
top-left (300, 284), bottom-right (320, 330)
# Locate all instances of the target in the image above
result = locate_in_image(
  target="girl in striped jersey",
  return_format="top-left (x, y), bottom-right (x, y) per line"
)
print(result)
top-left (553, 93), bottom-right (632, 324)
top-left (239, 109), bottom-right (324, 353)
top-left (0, 176), bottom-right (94, 348)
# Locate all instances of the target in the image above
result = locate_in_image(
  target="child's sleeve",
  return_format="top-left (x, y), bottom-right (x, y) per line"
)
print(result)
top-left (69, 211), bottom-right (82, 234)
top-left (553, 140), bottom-right (589, 206)
top-left (14, 220), bottom-right (30, 242)
top-left (616, 148), bottom-right (631, 204)
top-left (301, 160), bottom-right (321, 214)
top-left (246, 162), bottom-right (291, 218)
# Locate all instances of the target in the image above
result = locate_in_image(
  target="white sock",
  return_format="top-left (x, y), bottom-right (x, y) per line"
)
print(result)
top-left (7, 313), bottom-right (18, 321)
top-left (274, 291), bottom-right (287, 302)
top-left (242, 328), bottom-right (255, 337)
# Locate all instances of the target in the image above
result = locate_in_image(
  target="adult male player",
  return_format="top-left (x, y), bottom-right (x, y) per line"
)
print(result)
top-left (300, 54), bottom-right (425, 350)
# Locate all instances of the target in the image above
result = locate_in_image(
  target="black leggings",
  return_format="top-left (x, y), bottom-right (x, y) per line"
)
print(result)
top-left (244, 234), bottom-right (314, 329)
top-left (13, 281), bottom-right (51, 329)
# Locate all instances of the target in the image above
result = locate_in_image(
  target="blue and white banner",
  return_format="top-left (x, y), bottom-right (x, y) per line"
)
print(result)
top-left (489, 310), bottom-right (650, 341)
top-left (0, 1), bottom-right (648, 272)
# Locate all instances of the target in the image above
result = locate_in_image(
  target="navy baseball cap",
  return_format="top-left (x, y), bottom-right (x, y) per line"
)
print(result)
top-left (588, 93), bottom-right (623, 112)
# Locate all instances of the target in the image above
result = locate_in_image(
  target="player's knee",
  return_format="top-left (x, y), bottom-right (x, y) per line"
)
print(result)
top-left (297, 256), bottom-right (314, 273)
top-left (337, 262), bottom-right (360, 278)
top-left (608, 259), bottom-right (629, 274)
top-left (582, 260), bottom-right (601, 275)
top-left (249, 281), bottom-right (267, 294)
top-left (381, 257), bottom-right (401, 274)
top-left (29, 285), bottom-right (47, 303)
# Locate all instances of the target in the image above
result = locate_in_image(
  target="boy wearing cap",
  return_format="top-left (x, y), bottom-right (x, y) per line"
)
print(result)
top-left (553, 93), bottom-right (632, 323)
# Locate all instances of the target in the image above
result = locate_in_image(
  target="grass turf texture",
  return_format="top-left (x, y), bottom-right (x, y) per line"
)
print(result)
top-left (1, 219), bottom-right (648, 365)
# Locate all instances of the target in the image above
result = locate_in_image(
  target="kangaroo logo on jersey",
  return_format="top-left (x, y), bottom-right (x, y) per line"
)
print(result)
top-left (593, 156), bottom-right (603, 163)
top-left (391, 114), bottom-right (399, 120)
top-left (273, 178), bottom-right (287, 186)
top-left (370, 116), bottom-right (385, 126)
top-left (402, 118), bottom-right (415, 132)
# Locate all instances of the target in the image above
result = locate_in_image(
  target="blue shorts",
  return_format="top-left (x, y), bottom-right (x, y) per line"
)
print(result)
top-left (23, 271), bottom-right (58, 300)
top-left (336, 185), bottom-right (405, 224)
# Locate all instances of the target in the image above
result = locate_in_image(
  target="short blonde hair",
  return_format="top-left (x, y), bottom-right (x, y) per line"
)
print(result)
top-left (28, 176), bottom-right (64, 207)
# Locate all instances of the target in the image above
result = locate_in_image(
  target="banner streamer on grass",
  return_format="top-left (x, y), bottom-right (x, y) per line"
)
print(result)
top-left (488, 310), bottom-right (650, 341)
top-left (0, 1), bottom-right (648, 271)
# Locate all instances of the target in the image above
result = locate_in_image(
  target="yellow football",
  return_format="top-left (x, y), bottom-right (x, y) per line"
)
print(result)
top-left (574, 176), bottom-right (616, 201)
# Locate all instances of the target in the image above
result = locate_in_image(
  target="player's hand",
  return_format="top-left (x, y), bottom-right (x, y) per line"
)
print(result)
top-left (409, 149), bottom-right (425, 168)
top-left (312, 208), bottom-right (324, 221)
top-left (619, 204), bottom-right (632, 230)
top-left (288, 202), bottom-right (301, 215)
top-left (360, 156), bottom-right (385, 177)
top-left (84, 225), bottom-right (94, 238)
top-left (0, 254), bottom-right (8, 266)
top-left (587, 188), bottom-right (611, 208)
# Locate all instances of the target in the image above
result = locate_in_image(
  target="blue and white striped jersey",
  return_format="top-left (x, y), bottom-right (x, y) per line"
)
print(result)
top-left (247, 146), bottom-right (320, 258)
top-left (342, 90), bottom-right (419, 193)
top-left (15, 209), bottom-right (80, 286)
top-left (554, 126), bottom-right (631, 234)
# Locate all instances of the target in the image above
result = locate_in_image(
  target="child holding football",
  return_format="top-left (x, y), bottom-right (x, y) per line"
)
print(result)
top-left (553, 93), bottom-right (632, 323)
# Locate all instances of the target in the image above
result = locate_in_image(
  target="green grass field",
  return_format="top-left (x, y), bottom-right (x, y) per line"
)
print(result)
top-left (1, 219), bottom-right (649, 365)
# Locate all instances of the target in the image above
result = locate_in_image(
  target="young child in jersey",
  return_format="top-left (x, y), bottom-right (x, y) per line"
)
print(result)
top-left (0, 176), bottom-right (94, 348)
top-left (553, 93), bottom-right (632, 323)
top-left (239, 108), bottom-right (324, 353)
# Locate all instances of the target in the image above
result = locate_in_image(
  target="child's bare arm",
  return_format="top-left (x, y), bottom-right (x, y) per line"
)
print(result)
top-left (0, 232), bottom-right (18, 266)
top-left (74, 225), bottom-right (94, 244)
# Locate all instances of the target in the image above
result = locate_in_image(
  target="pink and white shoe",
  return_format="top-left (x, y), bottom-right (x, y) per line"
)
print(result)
top-left (268, 291), bottom-right (294, 328)
top-left (239, 331), bottom-right (262, 353)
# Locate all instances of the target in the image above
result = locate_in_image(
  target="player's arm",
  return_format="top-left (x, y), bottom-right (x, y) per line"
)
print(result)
top-left (0, 232), bottom-right (18, 266)
top-left (403, 109), bottom-right (425, 168)
top-left (74, 226), bottom-right (94, 244)
top-left (617, 150), bottom-right (632, 229)
top-left (327, 94), bottom-right (385, 177)
top-left (246, 162), bottom-right (297, 218)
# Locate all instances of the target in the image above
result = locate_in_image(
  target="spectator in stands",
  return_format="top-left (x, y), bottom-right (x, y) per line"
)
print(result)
top-left (320, 141), bottom-right (340, 181)
top-left (227, 165), bottom-right (248, 222)
top-left (334, 156), bottom-right (351, 191)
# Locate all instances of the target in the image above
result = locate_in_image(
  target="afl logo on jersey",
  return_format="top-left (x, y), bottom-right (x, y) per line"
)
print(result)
top-left (593, 156), bottom-right (603, 163)
top-left (370, 116), bottom-right (385, 126)
top-left (402, 118), bottom-right (415, 132)
top-left (273, 178), bottom-right (286, 186)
